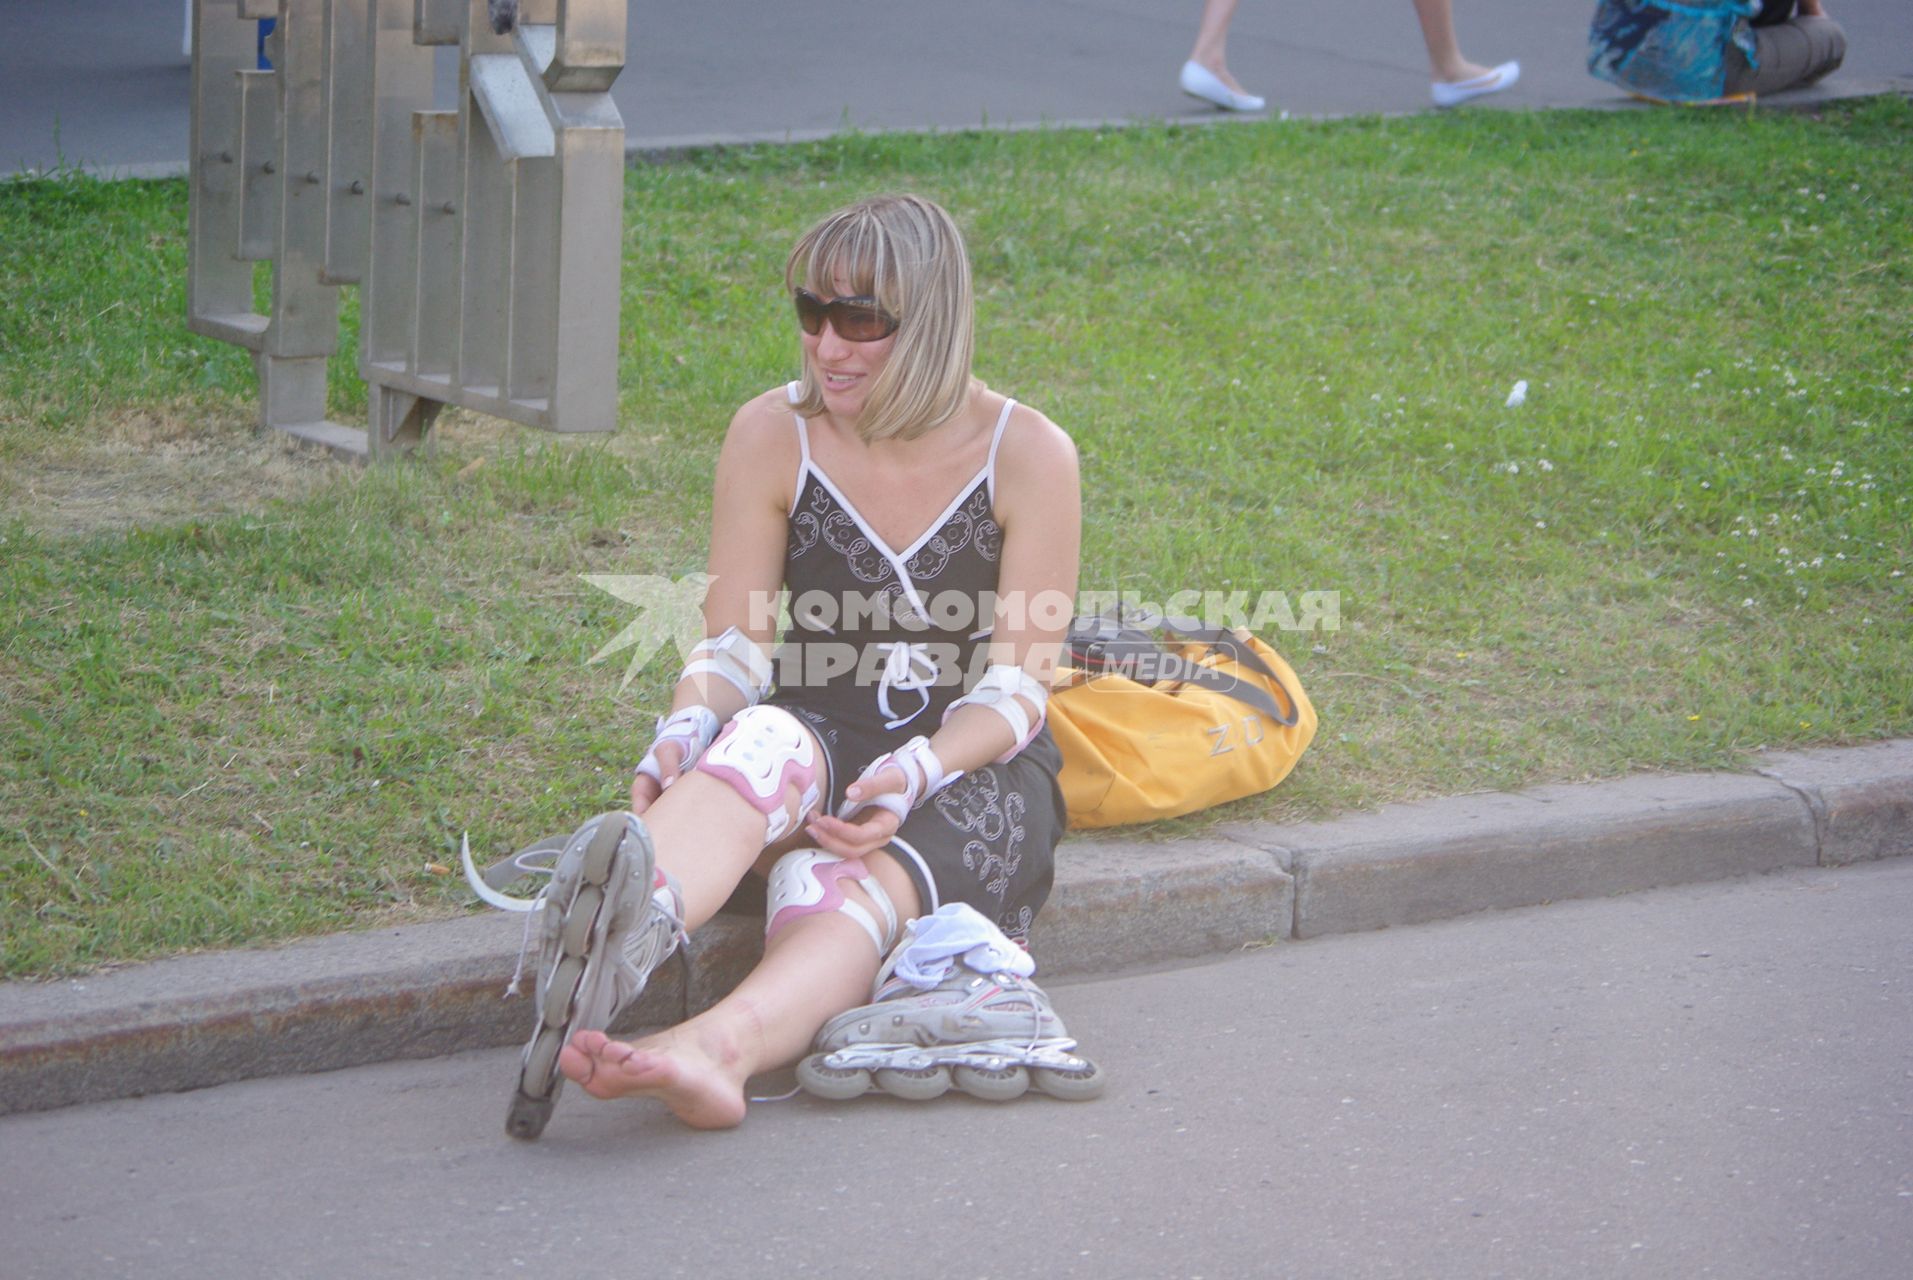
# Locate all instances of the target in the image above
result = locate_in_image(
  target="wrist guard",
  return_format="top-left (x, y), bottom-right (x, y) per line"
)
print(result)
top-left (635, 705), bottom-right (722, 786)
top-left (837, 735), bottom-right (959, 823)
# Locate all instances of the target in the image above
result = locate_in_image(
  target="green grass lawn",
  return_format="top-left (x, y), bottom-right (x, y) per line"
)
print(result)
top-left (2, 98), bottom-right (1909, 977)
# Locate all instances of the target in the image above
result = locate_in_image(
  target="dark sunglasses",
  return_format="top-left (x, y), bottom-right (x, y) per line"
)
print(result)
top-left (793, 288), bottom-right (900, 343)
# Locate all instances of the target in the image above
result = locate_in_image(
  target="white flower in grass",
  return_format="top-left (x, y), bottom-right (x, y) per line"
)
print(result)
top-left (1537, 459), bottom-right (1554, 472)
top-left (1741, 598), bottom-right (1755, 607)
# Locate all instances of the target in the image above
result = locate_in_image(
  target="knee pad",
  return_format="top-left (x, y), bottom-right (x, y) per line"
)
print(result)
top-left (693, 705), bottom-right (824, 845)
top-left (766, 849), bottom-right (899, 955)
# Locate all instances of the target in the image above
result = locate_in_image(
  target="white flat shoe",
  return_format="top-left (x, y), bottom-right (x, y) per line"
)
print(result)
top-left (1180, 60), bottom-right (1266, 113)
top-left (1431, 61), bottom-right (1520, 108)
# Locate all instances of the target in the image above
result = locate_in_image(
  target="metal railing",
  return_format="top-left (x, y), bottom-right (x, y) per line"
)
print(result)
top-left (187, 0), bottom-right (625, 457)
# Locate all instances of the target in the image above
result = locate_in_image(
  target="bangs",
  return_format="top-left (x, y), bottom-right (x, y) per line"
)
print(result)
top-left (796, 211), bottom-right (896, 309)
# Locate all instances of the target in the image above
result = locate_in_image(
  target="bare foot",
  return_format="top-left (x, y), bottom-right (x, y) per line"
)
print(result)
top-left (1193, 56), bottom-right (1250, 95)
top-left (1434, 58), bottom-right (1494, 87)
top-left (558, 1028), bottom-right (750, 1130)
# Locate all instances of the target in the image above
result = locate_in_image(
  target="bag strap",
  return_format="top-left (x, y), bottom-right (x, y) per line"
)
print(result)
top-left (1170, 658), bottom-right (1299, 727)
top-left (1065, 614), bottom-right (1302, 728)
top-left (1158, 616), bottom-right (1284, 683)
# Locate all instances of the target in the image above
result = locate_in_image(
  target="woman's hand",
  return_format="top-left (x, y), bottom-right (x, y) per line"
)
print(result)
top-left (628, 741), bottom-right (686, 815)
top-left (805, 764), bottom-right (908, 858)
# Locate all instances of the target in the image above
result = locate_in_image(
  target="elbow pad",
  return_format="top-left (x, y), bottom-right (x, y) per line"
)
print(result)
top-left (682, 626), bottom-right (773, 706)
top-left (943, 664), bottom-right (1048, 763)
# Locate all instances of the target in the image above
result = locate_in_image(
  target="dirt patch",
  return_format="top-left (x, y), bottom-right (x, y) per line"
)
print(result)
top-left (2, 406), bottom-right (352, 538)
top-left (0, 404), bottom-right (597, 539)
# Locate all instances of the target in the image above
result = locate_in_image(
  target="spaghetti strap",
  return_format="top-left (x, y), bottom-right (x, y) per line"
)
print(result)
top-left (787, 381), bottom-right (812, 516)
top-left (984, 398), bottom-right (1016, 496)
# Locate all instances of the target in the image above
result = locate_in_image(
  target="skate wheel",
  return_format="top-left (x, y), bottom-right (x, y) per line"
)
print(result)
top-left (542, 954), bottom-right (586, 1028)
top-left (580, 813), bottom-right (626, 883)
top-left (505, 1091), bottom-right (555, 1141)
top-left (953, 1061), bottom-right (1029, 1102)
top-left (796, 1054), bottom-right (871, 1101)
top-left (1033, 1058), bottom-right (1106, 1101)
top-left (507, 1027), bottom-right (566, 1140)
top-left (874, 1064), bottom-right (952, 1101)
top-left (559, 883), bottom-right (604, 955)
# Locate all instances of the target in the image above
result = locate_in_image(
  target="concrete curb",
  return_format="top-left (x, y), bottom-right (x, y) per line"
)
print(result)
top-left (3, 740), bottom-right (1907, 1115)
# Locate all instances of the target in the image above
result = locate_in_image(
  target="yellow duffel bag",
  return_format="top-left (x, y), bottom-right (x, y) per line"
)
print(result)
top-left (1046, 617), bottom-right (1317, 828)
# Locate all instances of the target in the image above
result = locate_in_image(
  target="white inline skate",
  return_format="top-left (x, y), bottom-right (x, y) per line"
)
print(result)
top-left (795, 904), bottom-right (1105, 1103)
top-left (462, 810), bottom-right (685, 1140)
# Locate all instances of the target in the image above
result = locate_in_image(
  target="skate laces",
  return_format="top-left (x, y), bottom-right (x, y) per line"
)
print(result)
top-left (866, 906), bottom-right (1057, 1058)
top-left (460, 832), bottom-right (564, 997)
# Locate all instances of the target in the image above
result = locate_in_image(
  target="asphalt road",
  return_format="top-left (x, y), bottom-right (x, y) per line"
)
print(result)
top-left (6, 0), bottom-right (1910, 177)
top-left (5, 858), bottom-right (1910, 1279)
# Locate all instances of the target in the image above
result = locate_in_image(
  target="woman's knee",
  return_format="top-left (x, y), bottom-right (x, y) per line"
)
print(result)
top-left (692, 705), bottom-right (830, 844)
top-left (763, 847), bottom-right (921, 957)
top-left (1759, 17), bottom-right (1846, 93)
top-left (1796, 16), bottom-right (1846, 83)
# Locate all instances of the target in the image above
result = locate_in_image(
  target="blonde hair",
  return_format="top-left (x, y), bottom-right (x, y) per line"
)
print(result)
top-left (784, 194), bottom-right (976, 443)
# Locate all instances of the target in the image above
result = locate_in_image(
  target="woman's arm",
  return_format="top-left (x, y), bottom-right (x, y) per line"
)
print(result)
top-left (696, 391), bottom-right (798, 673)
top-left (632, 391), bottom-right (796, 808)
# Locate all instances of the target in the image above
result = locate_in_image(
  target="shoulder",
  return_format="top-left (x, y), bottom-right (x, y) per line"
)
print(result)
top-left (724, 384), bottom-right (802, 448)
top-left (989, 398), bottom-right (1079, 534)
top-left (993, 399), bottom-right (1078, 484)
top-left (715, 385), bottom-right (804, 507)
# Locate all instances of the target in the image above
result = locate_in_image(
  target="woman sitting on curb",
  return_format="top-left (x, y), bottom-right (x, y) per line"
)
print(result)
top-left (1589, 0), bottom-right (1844, 103)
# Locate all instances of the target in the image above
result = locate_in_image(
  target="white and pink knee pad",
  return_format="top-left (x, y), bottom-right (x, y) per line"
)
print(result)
top-left (692, 704), bottom-right (825, 845)
top-left (765, 848), bottom-right (899, 955)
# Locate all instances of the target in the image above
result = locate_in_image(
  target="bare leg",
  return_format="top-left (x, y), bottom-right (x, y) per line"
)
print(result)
top-left (1187, 0), bottom-right (1251, 93)
top-left (635, 768), bottom-right (800, 928)
top-left (1411, 0), bottom-right (1489, 83)
top-left (558, 850), bottom-right (923, 1128)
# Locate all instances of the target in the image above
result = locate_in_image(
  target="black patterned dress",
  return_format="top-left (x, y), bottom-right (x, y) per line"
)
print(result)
top-left (762, 386), bottom-right (1066, 943)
